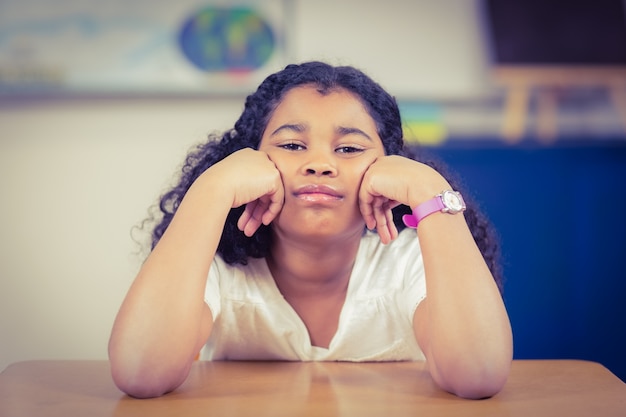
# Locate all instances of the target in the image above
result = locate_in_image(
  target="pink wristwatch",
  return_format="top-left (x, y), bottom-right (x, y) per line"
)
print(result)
top-left (402, 190), bottom-right (466, 228)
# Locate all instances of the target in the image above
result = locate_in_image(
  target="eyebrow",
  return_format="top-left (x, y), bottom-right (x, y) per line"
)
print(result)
top-left (336, 126), bottom-right (373, 141)
top-left (270, 123), bottom-right (373, 141)
top-left (269, 123), bottom-right (307, 137)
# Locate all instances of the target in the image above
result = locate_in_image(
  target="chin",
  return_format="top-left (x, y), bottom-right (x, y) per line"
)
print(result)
top-left (275, 208), bottom-right (364, 238)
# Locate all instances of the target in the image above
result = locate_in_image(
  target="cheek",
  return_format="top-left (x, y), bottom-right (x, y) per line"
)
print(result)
top-left (267, 156), bottom-right (290, 177)
top-left (351, 156), bottom-right (379, 178)
top-left (259, 144), bottom-right (284, 168)
top-left (345, 163), bottom-right (372, 194)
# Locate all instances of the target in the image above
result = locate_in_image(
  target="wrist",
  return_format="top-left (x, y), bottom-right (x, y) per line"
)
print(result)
top-left (403, 190), bottom-right (466, 229)
top-left (406, 175), bottom-right (451, 210)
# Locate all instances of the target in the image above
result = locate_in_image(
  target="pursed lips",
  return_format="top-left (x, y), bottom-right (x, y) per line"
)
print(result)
top-left (293, 184), bottom-right (343, 202)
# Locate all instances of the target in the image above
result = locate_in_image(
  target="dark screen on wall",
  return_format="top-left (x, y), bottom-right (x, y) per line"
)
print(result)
top-left (484, 0), bottom-right (626, 65)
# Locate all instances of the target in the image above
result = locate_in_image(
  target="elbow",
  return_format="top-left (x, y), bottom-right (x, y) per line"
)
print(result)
top-left (108, 347), bottom-right (191, 398)
top-left (431, 355), bottom-right (512, 399)
top-left (446, 367), bottom-right (510, 399)
top-left (111, 372), bottom-right (172, 399)
top-left (110, 360), bottom-right (183, 399)
top-left (114, 381), bottom-right (169, 399)
top-left (430, 327), bottom-right (514, 399)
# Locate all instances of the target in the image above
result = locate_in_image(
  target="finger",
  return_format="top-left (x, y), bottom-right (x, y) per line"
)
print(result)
top-left (237, 202), bottom-right (254, 231)
top-left (238, 201), bottom-right (264, 237)
top-left (251, 198), bottom-right (269, 223)
top-left (358, 192), bottom-right (377, 230)
top-left (244, 200), bottom-right (268, 236)
top-left (361, 207), bottom-right (376, 231)
top-left (384, 206), bottom-right (399, 242)
top-left (373, 200), bottom-right (392, 244)
top-left (375, 199), bottom-right (400, 244)
top-left (261, 188), bottom-right (284, 226)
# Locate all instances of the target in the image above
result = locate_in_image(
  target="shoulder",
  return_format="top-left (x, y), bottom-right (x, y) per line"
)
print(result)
top-left (211, 255), bottom-right (268, 277)
top-left (209, 256), bottom-right (276, 302)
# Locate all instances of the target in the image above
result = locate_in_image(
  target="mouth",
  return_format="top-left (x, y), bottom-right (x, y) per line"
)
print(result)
top-left (293, 184), bottom-right (343, 203)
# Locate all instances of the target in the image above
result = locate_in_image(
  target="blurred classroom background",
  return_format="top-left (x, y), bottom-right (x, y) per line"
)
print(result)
top-left (1, 0), bottom-right (625, 382)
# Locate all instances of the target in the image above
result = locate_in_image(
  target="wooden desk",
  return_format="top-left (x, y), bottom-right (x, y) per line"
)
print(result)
top-left (1, 360), bottom-right (625, 416)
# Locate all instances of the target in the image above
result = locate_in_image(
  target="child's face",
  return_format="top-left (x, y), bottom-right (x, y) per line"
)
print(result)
top-left (258, 85), bottom-right (385, 241)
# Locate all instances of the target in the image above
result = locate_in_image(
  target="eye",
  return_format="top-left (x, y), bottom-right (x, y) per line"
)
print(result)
top-left (336, 146), bottom-right (365, 154)
top-left (279, 142), bottom-right (305, 151)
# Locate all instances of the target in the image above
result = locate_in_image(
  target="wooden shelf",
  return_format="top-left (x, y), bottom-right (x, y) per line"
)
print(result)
top-left (492, 65), bottom-right (626, 142)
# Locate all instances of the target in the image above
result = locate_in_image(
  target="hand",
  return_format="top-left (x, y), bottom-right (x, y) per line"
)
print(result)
top-left (210, 148), bottom-right (284, 237)
top-left (359, 156), bottom-right (449, 244)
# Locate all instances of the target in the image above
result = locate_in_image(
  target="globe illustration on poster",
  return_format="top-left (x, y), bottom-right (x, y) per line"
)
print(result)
top-left (178, 6), bottom-right (276, 73)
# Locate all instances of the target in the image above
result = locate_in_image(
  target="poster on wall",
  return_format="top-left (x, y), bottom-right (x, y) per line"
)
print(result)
top-left (0, 0), bottom-right (288, 96)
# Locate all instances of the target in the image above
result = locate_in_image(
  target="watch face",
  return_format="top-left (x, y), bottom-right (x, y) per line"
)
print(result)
top-left (442, 190), bottom-right (466, 213)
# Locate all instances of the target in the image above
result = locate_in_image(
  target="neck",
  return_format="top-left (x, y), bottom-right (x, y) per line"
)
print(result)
top-left (267, 229), bottom-right (363, 299)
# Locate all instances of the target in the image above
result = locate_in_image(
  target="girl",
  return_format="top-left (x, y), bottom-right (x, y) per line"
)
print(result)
top-left (109, 62), bottom-right (512, 399)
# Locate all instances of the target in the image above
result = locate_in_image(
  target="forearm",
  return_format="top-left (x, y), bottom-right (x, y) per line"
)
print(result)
top-left (415, 214), bottom-right (513, 399)
top-left (109, 174), bottom-right (231, 397)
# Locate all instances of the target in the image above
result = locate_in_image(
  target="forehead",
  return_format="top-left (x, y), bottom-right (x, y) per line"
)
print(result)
top-left (267, 85), bottom-right (377, 128)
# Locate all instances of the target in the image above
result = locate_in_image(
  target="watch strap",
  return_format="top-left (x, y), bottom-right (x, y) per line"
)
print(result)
top-left (402, 195), bottom-right (445, 229)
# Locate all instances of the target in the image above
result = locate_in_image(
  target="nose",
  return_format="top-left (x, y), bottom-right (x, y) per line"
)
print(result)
top-left (306, 166), bottom-right (335, 176)
top-left (303, 150), bottom-right (337, 177)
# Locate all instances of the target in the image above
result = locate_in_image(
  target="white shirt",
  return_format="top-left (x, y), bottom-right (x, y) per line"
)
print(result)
top-left (200, 228), bottom-right (426, 362)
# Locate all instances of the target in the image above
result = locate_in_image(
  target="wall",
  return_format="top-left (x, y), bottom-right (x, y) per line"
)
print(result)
top-left (0, 0), bottom-right (491, 372)
top-left (1, 0), bottom-right (624, 383)
top-left (291, 0), bottom-right (492, 100)
top-left (427, 140), bottom-right (626, 382)
top-left (0, 97), bottom-right (241, 367)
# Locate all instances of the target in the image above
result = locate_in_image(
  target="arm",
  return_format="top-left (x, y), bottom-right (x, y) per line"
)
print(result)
top-left (108, 149), bottom-right (283, 398)
top-left (412, 215), bottom-right (512, 399)
top-left (360, 155), bottom-right (513, 399)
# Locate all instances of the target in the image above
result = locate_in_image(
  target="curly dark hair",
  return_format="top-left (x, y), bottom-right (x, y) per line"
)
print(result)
top-left (150, 61), bottom-right (503, 292)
